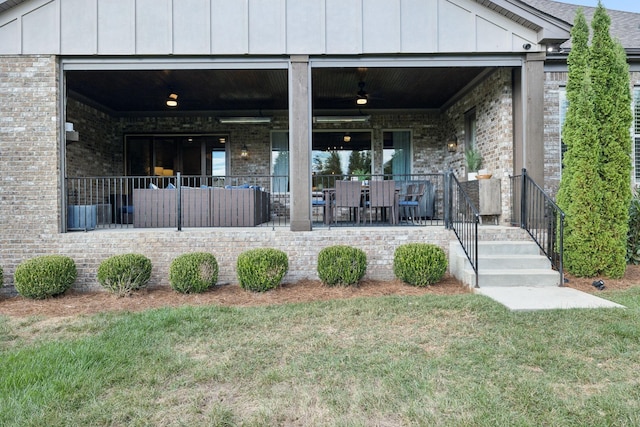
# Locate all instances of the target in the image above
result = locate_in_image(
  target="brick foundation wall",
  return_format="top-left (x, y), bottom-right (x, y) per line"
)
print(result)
top-left (0, 226), bottom-right (531, 293)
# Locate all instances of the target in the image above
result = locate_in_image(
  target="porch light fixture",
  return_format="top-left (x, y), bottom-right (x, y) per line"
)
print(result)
top-left (547, 43), bottom-right (564, 54)
top-left (240, 144), bottom-right (249, 159)
top-left (217, 116), bottom-right (272, 124)
top-left (313, 115), bottom-right (371, 124)
top-left (447, 136), bottom-right (458, 152)
top-left (356, 81), bottom-right (368, 105)
top-left (343, 133), bottom-right (351, 143)
top-left (166, 93), bottom-right (178, 107)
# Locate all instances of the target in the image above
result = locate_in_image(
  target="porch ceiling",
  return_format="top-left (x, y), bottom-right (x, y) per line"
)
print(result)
top-left (66, 67), bottom-right (488, 114)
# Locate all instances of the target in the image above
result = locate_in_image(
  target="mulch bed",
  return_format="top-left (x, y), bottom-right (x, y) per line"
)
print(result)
top-left (1, 265), bottom-right (638, 319)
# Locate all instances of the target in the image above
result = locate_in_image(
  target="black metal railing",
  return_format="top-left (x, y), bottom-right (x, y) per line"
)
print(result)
top-left (312, 173), bottom-right (445, 227)
top-left (510, 169), bottom-right (565, 286)
top-left (446, 171), bottom-right (480, 288)
top-left (65, 174), bottom-right (288, 230)
top-left (64, 173), bottom-right (445, 231)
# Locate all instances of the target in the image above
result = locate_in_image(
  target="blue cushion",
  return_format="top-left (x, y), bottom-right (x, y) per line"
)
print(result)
top-left (148, 183), bottom-right (158, 189)
top-left (166, 183), bottom-right (176, 189)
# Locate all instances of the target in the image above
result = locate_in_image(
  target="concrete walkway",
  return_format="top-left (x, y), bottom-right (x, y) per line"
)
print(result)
top-left (476, 286), bottom-right (625, 311)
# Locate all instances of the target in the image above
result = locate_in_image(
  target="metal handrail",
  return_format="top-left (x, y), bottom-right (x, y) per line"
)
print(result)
top-left (446, 171), bottom-right (480, 288)
top-left (511, 168), bottom-right (565, 286)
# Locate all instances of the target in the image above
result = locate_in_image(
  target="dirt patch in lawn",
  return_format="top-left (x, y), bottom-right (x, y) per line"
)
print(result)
top-left (1, 266), bottom-right (638, 319)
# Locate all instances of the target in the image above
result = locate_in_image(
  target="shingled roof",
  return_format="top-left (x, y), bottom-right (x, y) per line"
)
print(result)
top-left (525, 0), bottom-right (640, 49)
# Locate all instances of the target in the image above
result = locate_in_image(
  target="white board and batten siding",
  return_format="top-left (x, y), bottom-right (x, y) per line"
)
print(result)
top-left (0, 0), bottom-right (545, 56)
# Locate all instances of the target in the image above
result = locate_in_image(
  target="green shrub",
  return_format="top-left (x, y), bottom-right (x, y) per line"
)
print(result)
top-left (97, 253), bottom-right (152, 296)
top-left (627, 194), bottom-right (640, 265)
top-left (317, 245), bottom-right (367, 286)
top-left (393, 243), bottom-right (447, 287)
top-left (14, 255), bottom-right (77, 299)
top-left (169, 252), bottom-right (219, 293)
top-left (0, 265), bottom-right (3, 286)
top-left (236, 248), bottom-right (288, 292)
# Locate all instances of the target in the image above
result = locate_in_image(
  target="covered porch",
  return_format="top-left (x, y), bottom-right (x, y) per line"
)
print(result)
top-left (63, 60), bottom-right (535, 233)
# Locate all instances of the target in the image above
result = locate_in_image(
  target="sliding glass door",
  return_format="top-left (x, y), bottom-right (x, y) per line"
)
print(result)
top-left (126, 135), bottom-right (228, 181)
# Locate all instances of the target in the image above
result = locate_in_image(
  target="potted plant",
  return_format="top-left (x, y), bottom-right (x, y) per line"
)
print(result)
top-left (465, 147), bottom-right (483, 180)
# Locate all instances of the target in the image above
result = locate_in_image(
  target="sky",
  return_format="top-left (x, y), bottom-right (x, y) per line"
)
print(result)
top-left (559, 0), bottom-right (640, 13)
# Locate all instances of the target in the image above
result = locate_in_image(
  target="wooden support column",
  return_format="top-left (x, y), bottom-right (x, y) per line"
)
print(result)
top-left (288, 55), bottom-right (312, 231)
top-left (514, 52), bottom-right (546, 184)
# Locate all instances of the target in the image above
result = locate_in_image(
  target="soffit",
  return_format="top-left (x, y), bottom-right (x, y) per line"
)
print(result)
top-left (66, 67), bottom-right (488, 114)
top-left (0, 0), bottom-right (27, 13)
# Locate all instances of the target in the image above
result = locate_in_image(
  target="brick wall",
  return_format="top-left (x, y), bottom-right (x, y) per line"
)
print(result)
top-left (444, 68), bottom-right (514, 223)
top-left (0, 55), bottom-right (62, 279)
top-left (0, 57), bottom-right (523, 292)
top-left (66, 98), bottom-right (121, 176)
top-left (543, 71), bottom-right (566, 196)
top-left (2, 226), bottom-right (528, 293)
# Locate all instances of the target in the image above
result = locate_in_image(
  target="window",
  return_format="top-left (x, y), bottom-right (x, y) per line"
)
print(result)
top-left (313, 131), bottom-right (371, 178)
top-left (271, 132), bottom-right (289, 193)
top-left (465, 108), bottom-right (477, 149)
top-left (125, 134), bottom-right (228, 179)
top-left (271, 131), bottom-right (373, 190)
top-left (383, 131), bottom-right (411, 178)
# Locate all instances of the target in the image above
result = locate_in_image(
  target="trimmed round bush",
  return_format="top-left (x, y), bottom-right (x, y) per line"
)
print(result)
top-left (237, 248), bottom-right (288, 292)
top-left (394, 243), bottom-right (447, 287)
top-left (97, 253), bottom-right (152, 296)
top-left (14, 255), bottom-right (77, 299)
top-left (169, 252), bottom-right (219, 294)
top-left (317, 245), bottom-right (367, 286)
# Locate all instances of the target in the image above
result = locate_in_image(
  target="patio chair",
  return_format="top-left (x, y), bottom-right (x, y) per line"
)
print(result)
top-left (312, 192), bottom-right (328, 224)
top-left (333, 180), bottom-right (363, 225)
top-left (398, 183), bottom-right (425, 224)
top-left (366, 180), bottom-right (397, 225)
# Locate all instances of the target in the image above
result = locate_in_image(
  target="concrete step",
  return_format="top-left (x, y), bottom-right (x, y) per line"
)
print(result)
top-left (476, 268), bottom-right (560, 287)
top-left (459, 266), bottom-right (560, 288)
top-left (450, 240), bottom-right (561, 288)
top-left (478, 254), bottom-right (551, 270)
top-left (477, 240), bottom-right (541, 255)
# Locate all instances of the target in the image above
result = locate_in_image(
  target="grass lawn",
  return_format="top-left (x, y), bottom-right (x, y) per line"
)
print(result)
top-left (1, 288), bottom-right (640, 426)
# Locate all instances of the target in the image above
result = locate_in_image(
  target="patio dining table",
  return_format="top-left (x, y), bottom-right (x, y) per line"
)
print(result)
top-left (318, 183), bottom-right (399, 225)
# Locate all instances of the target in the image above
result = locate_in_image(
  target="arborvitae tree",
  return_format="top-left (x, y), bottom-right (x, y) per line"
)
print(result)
top-left (557, 8), bottom-right (603, 276)
top-left (589, 3), bottom-right (632, 278)
top-left (559, 3), bottom-right (632, 278)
